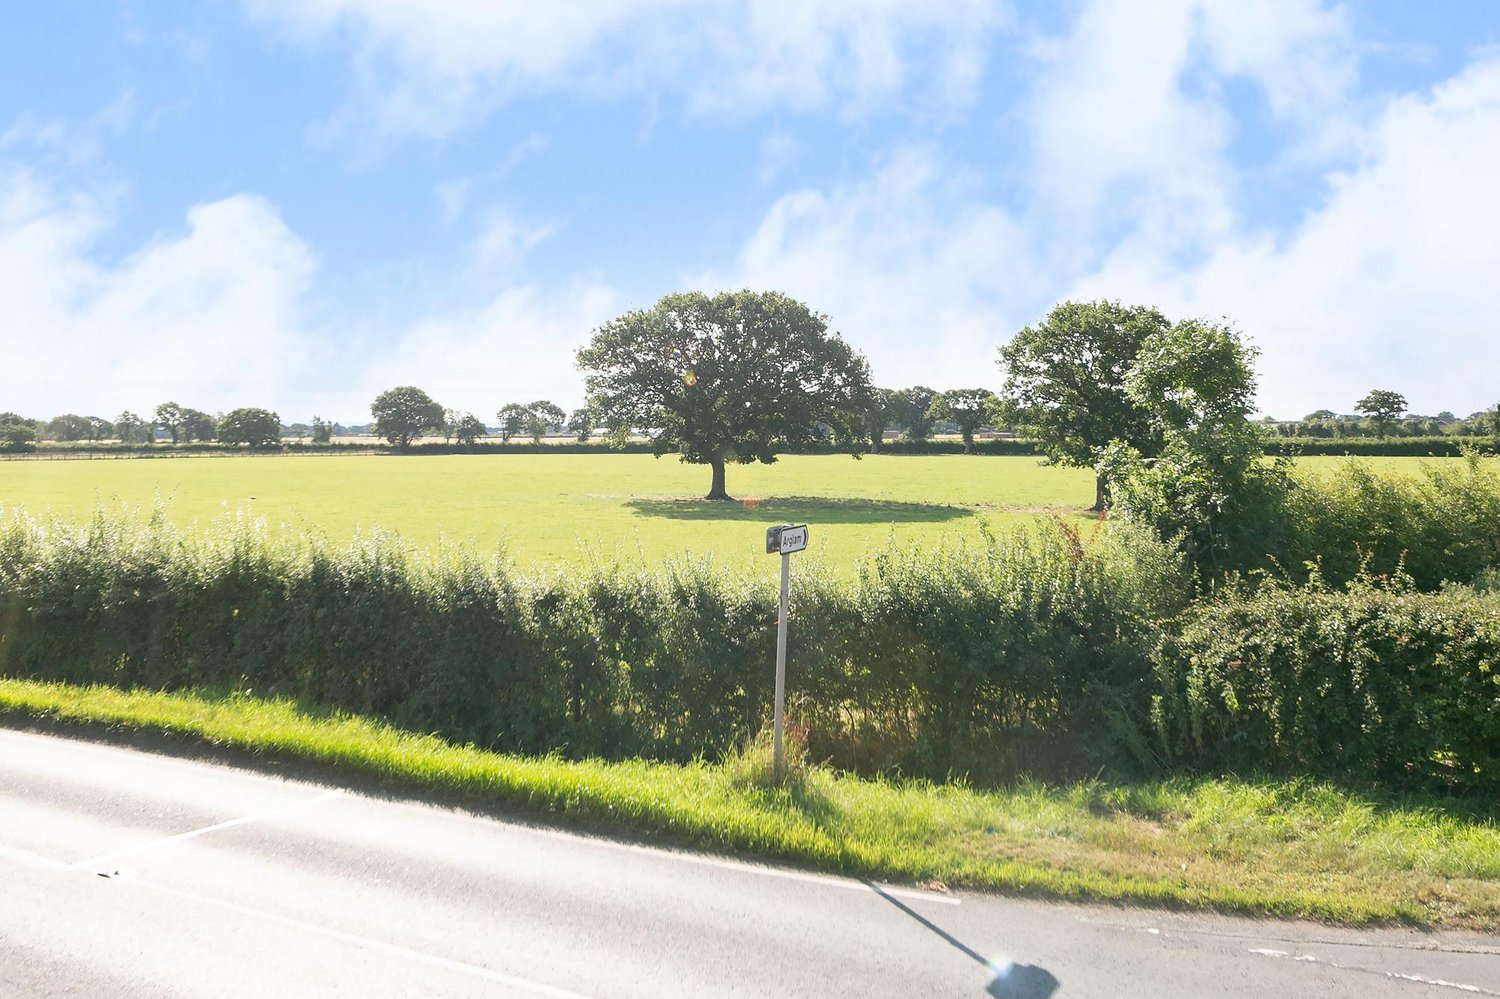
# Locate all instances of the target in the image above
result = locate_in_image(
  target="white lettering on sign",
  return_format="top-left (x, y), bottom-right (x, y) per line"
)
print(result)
top-left (778, 525), bottom-right (808, 554)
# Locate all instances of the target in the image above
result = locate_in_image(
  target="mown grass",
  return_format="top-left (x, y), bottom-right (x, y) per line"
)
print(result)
top-left (0, 453), bottom-right (1097, 573)
top-left (3, 679), bottom-right (1495, 930)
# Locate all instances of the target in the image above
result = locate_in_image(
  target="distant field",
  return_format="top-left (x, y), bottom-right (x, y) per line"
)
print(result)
top-left (0, 453), bottom-right (1101, 572)
top-left (0, 452), bottom-right (1460, 572)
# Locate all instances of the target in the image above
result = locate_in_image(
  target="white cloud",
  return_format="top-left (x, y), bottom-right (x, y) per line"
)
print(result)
top-left (242, 0), bottom-right (1006, 136)
top-left (353, 280), bottom-right (619, 420)
top-left (1025, 0), bottom-right (1359, 264)
top-left (1063, 56), bottom-right (1500, 418)
top-left (0, 171), bottom-right (620, 422)
top-left (0, 171), bottom-right (319, 419)
top-left (707, 148), bottom-right (1041, 391)
top-left (2, 92), bottom-right (140, 167)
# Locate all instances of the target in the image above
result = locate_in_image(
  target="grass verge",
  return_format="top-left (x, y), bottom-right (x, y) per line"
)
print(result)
top-left (2, 678), bottom-right (1495, 931)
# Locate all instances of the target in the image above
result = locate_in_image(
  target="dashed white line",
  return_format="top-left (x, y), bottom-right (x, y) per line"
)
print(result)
top-left (1248, 946), bottom-right (1498, 995)
top-left (69, 789), bottom-right (345, 871)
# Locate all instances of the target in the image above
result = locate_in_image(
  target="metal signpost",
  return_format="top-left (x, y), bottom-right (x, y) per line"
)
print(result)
top-left (765, 523), bottom-right (808, 779)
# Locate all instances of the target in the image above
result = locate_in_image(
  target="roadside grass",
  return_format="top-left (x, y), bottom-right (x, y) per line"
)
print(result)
top-left (3, 679), bottom-right (1495, 931)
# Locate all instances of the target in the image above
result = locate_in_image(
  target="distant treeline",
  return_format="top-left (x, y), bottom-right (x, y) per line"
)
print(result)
top-left (11, 434), bottom-right (1500, 461)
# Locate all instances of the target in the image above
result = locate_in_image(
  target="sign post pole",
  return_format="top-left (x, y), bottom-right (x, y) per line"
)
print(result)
top-left (765, 523), bottom-right (807, 782)
top-left (774, 548), bottom-right (789, 780)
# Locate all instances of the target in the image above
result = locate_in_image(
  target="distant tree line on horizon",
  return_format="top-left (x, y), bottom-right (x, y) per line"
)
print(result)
top-left (4, 295), bottom-right (1496, 472)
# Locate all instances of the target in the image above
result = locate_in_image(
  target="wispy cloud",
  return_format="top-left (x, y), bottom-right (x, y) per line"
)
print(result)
top-left (242, 0), bottom-right (1009, 138)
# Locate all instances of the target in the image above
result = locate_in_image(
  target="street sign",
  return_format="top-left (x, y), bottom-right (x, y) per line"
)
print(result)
top-left (764, 523), bottom-right (809, 780)
top-left (765, 523), bottom-right (808, 555)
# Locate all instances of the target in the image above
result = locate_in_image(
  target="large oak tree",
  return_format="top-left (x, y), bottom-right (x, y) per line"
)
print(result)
top-left (577, 290), bottom-right (873, 500)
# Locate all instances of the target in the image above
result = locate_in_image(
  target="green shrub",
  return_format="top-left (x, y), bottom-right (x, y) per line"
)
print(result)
top-left (1273, 452), bottom-right (1500, 589)
top-left (1152, 578), bottom-right (1500, 794)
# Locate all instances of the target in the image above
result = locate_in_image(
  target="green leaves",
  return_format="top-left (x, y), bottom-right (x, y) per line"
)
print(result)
top-left (216, 407), bottom-right (282, 447)
top-left (371, 386), bottom-right (444, 449)
top-left (998, 300), bottom-right (1170, 469)
top-left (576, 290), bottom-right (873, 497)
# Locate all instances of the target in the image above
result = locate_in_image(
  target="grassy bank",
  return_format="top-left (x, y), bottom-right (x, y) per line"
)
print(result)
top-left (3, 679), bottom-right (1495, 931)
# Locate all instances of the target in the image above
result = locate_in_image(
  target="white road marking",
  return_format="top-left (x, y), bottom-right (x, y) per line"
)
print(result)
top-left (608, 841), bottom-right (963, 905)
top-left (117, 875), bottom-right (598, 999)
top-left (69, 789), bottom-right (346, 871)
top-left (1248, 946), bottom-right (1499, 996)
top-left (1078, 913), bottom-right (1500, 956)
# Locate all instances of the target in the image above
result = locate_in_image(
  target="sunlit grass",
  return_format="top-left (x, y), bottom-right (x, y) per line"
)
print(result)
top-left (0, 453), bottom-right (1099, 574)
top-left (3, 679), bottom-right (1494, 930)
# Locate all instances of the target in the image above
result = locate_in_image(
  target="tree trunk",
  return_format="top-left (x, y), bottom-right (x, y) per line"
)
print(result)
top-left (961, 431), bottom-right (973, 454)
top-left (869, 429), bottom-right (882, 454)
top-left (705, 457), bottom-right (731, 501)
top-left (1092, 473), bottom-right (1109, 513)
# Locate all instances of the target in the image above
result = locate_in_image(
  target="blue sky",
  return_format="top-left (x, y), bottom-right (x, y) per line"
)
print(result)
top-left (3, 1), bottom-right (1500, 424)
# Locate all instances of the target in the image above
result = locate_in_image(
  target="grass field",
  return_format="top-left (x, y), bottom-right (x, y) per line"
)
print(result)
top-left (0, 453), bottom-right (1103, 572)
top-left (0, 452), bottom-right (1468, 571)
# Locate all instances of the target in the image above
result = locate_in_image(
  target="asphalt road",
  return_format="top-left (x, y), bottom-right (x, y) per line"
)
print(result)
top-left (1, 726), bottom-right (1496, 998)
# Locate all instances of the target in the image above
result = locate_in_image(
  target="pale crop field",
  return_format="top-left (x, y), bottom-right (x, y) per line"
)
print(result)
top-left (0, 453), bottom-right (1102, 573)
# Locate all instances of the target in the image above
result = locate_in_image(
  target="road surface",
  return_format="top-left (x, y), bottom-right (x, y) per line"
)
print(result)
top-left (1, 726), bottom-right (1495, 997)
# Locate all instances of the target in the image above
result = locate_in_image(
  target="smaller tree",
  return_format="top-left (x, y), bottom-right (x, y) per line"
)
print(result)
top-left (1354, 390), bottom-right (1407, 435)
top-left (372, 386), bottom-right (443, 448)
top-left (496, 403), bottom-right (528, 442)
top-left (87, 416), bottom-right (113, 441)
top-left (899, 386), bottom-right (939, 442)
top-left (311, 416), bottom-right (334, 444)
top-left (154, 402), bottom-right (186, 444)
top-left (44, 414), bottom-right (92, 442)
top-left (927, 389), bottom-right (996, 454)
top-left (864, 388), bottom-right (905, 453)
top-left (217, 408), bottom-right (282, 447)
top-left (114, 411), bottom-right (151, 444)
top-left (0, 412), bottom-right (38, 453)
top-left (453, 413), bottom-right (487, 445)
top-left (441, 407), bottom-right (463, 443)
top-left (567, 408), bottom-right (594, 442)
top-left (182, 408), bottom-right (215, 442)
top-left (1099, 319), bottom-right (1272, 577)
top-left (525, 400), bottom-right (565, 443)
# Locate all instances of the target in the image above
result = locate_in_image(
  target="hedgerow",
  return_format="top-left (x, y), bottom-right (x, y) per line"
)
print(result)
top-left (1151, 576), bottom-right (1500, 795)
top-left (1, 505), bottom-right (1495, 794)
top-left (0, 509), bottom-right (1184, 784)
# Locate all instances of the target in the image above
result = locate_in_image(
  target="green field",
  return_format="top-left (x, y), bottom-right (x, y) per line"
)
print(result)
top-left (0, 452), bottom-right (1465, 572)
top-left (0, 453), bottom-right (1105, 571)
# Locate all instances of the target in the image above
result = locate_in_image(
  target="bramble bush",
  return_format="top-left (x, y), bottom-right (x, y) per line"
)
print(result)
top-left (1272, 451), bottom-right (1500, 590)
top-left (1151, 575), bottom-right (1500, 795)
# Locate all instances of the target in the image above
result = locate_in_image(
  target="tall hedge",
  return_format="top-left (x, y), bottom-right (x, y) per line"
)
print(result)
top-left (3, 508), bottom-right (1495, 794)
top-left (0, 511), bottom-right (1185, 783)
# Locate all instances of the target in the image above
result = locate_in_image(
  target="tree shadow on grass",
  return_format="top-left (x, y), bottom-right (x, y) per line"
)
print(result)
top-left (623, 495), bottom-right (972, 526)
